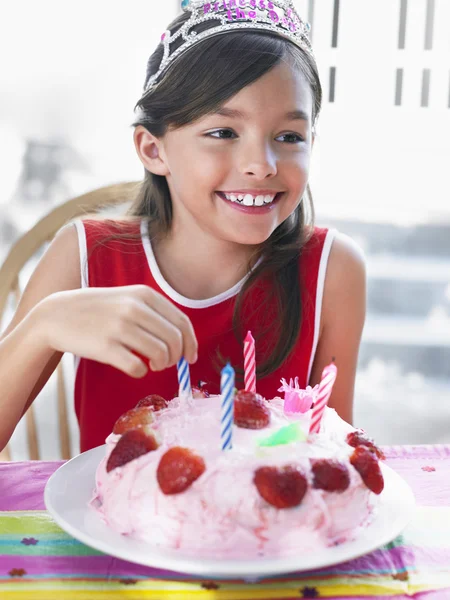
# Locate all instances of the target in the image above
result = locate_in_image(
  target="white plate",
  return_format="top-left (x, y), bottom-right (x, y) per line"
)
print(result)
top-left (44, 445), bottom-right (416, 579)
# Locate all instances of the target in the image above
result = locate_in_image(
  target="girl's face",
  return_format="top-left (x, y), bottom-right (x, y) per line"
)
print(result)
top-left (138, 61), bottom-right (314, 247)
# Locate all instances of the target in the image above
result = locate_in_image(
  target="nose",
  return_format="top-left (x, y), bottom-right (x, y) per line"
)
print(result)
top-left (238, 139), bottom-right (278, 179)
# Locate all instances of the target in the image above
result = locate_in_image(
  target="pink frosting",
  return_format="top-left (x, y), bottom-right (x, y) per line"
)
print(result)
top-left (90, 397), bottom-right (378, 559)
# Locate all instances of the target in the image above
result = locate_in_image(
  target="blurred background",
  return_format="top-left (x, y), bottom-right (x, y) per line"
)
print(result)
top-left (0, 0), bottom-right (449, 459)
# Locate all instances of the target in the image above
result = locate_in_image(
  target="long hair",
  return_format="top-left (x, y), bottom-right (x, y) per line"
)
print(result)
top-left (101, 10), bottom-right (323, 380)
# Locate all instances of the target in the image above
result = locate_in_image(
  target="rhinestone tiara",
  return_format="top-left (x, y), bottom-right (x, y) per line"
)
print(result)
top-left (143, 0), bottom-right (315, 95)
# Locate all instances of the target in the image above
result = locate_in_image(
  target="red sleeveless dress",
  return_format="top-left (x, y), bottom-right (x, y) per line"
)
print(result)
top-left (72, 218), bottom-right (336, 452)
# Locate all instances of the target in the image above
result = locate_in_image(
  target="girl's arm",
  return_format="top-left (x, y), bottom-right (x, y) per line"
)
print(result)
top-left (0, 222), bottom-right (199, 452)
top-left (308, 232), bottom-right (367, 425)
top-left (0, 225), bottom-right (81, 450)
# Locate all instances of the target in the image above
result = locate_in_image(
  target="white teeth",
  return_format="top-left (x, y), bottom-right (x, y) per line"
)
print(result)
top-left (222, 192), bottom-right (278, 206)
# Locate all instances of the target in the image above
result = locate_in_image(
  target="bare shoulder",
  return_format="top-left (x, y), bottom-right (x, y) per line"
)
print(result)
top-left (323, 233), bottom-right (366, 312)
top-left (1, 223), bottom-right (81, 339)
top-left (321, 231), bottom-right (367, 334)
top-left (40, 222), bottom-right (82, 289)
top-left (327, 231), bottom-right (366, 286)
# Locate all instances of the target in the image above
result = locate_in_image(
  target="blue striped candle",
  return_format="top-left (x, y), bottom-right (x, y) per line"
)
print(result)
top-left (221, 362), bottom-right (235, 451)
top-left (177, 357), bottom-right (191, 398)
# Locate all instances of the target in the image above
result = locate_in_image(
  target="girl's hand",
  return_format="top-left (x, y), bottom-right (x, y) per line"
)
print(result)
top-left (39, 285), bottom-right (198, 378)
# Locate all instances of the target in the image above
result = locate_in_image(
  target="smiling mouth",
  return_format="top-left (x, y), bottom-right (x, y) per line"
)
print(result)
top-left (216, 191), bottom-right (284, 206)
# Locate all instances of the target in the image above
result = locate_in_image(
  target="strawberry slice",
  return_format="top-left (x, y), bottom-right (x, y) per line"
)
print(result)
top-left (192, 387), bottom-right (210, 399)
top-left (346, 429), bottom-right (385, 460)
top-left (157, 447), bottom-right (206, 495)
top-left (135, 394), bottom-right (168, 411)
top-left (113, 407), bottom-right (154, 435)
top-left (192, 381), bottom-right (210, 398)
top-left (254, 465), bottom-right (308, 508)
top-left (234, 390), bottom-right (270, 429)
top-left (106, 429), bottom-right (159, 472)
top-left (311, 459), bottom-right (350, 493)
top-left (350, 446), bottom-right (384, 495)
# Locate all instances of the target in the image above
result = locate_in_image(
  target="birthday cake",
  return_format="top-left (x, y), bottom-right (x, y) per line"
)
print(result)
top-left (90, 383), bottom-right (385, 559)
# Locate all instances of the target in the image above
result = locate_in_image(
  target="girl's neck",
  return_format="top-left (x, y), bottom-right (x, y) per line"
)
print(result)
top-left (151, 226), bottom-right (259, 301)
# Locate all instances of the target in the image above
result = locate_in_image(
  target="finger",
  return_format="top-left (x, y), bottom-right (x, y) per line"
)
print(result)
top-left (113, 323), bottom-right (171, 371)
top-left (137, 288), bottom-right (198, 363)
top-left (173, 312), bottom-right (198, 364)
top-left (106, 344), bottom-right (148, 379)
top-left (120, 302), bottom-right (183, 367)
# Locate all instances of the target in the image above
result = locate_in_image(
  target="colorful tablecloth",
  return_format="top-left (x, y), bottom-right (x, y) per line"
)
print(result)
top-left (1, 445), bottom-right (450, 599)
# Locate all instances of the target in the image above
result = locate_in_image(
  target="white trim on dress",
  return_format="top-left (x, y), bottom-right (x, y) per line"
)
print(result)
top-left (306, 228), bottom-right (338, 384)
top-left (72, 220), bottom-right (89, 377)
top-left (140, 219), bottom-right (258, 309)
top-left (73, 220), bottom-right (89, 289)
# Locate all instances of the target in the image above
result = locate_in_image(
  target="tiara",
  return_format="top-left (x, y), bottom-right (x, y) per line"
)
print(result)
top-left (143, 0), bottom-right (314, 95)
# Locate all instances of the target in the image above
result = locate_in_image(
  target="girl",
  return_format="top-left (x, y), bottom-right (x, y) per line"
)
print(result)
top-left (0, 0), bottom-right (366, 454)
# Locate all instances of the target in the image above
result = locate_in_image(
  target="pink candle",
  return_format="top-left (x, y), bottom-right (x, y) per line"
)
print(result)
top-left (309, 361), bottom-right (337, 435)
top-left (244, 330), bottom-right (256, 393)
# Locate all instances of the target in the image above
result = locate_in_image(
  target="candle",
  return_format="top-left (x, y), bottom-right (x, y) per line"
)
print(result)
top-left (309, 361), bottom-right (337, 435)
top-left (221, 362), bottom-right (235, 450)
top-left (177, 357), bottom-right (191, 399)
top-left (244, 330), bottom-right (256, 393)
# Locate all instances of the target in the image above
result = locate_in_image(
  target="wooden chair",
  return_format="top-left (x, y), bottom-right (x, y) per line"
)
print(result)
top-left (0, 181), bottom-right (141, 461)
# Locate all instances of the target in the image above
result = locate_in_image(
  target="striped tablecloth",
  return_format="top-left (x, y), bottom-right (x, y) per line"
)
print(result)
top-left (1, 445), bottom-right (450, 599)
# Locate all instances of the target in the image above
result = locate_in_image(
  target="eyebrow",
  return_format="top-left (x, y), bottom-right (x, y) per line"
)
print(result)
top-left (210, 107), bottom-right (310, 123)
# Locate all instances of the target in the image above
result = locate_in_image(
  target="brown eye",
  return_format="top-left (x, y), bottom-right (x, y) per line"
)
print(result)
top-left (206, 129), bottom-right (236, 139)
top-left (277, 133), bottom-right (305, 144)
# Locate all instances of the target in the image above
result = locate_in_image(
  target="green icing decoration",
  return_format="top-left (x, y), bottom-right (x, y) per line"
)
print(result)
top-left (258, 422), bottom-right (307, 447)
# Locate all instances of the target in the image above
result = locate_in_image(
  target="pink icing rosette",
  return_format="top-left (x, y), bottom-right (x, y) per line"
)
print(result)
top-left (278, 378), bottom-right (319, 414)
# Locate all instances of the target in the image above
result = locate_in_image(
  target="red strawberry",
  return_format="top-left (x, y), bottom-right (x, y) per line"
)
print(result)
top-left (157, 447), bottom-right (206, 495)
top-left (311, 459), bottom-right (350, 493)
top-left (350, 446), bottom-right (384, 495)
top-left (135, 394), bottom-right (168, 411)
top-left (346, 430), bottom-right (385, 460)
top-left (113, 407), bottom-right (154, 435)
top-left (106, 429), bottom-right (159, 472)
top-left (254, 466), bottom-right (308, 508)
top-left (234, 390), bottom-right (270, 429)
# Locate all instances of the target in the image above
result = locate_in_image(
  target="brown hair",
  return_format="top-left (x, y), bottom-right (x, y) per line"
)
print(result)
top-left (102, 10), bottom-right (322, 380)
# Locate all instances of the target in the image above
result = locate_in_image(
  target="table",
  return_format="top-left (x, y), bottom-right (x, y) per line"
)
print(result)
top-left (1, 445), bottom-right (450, 599)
